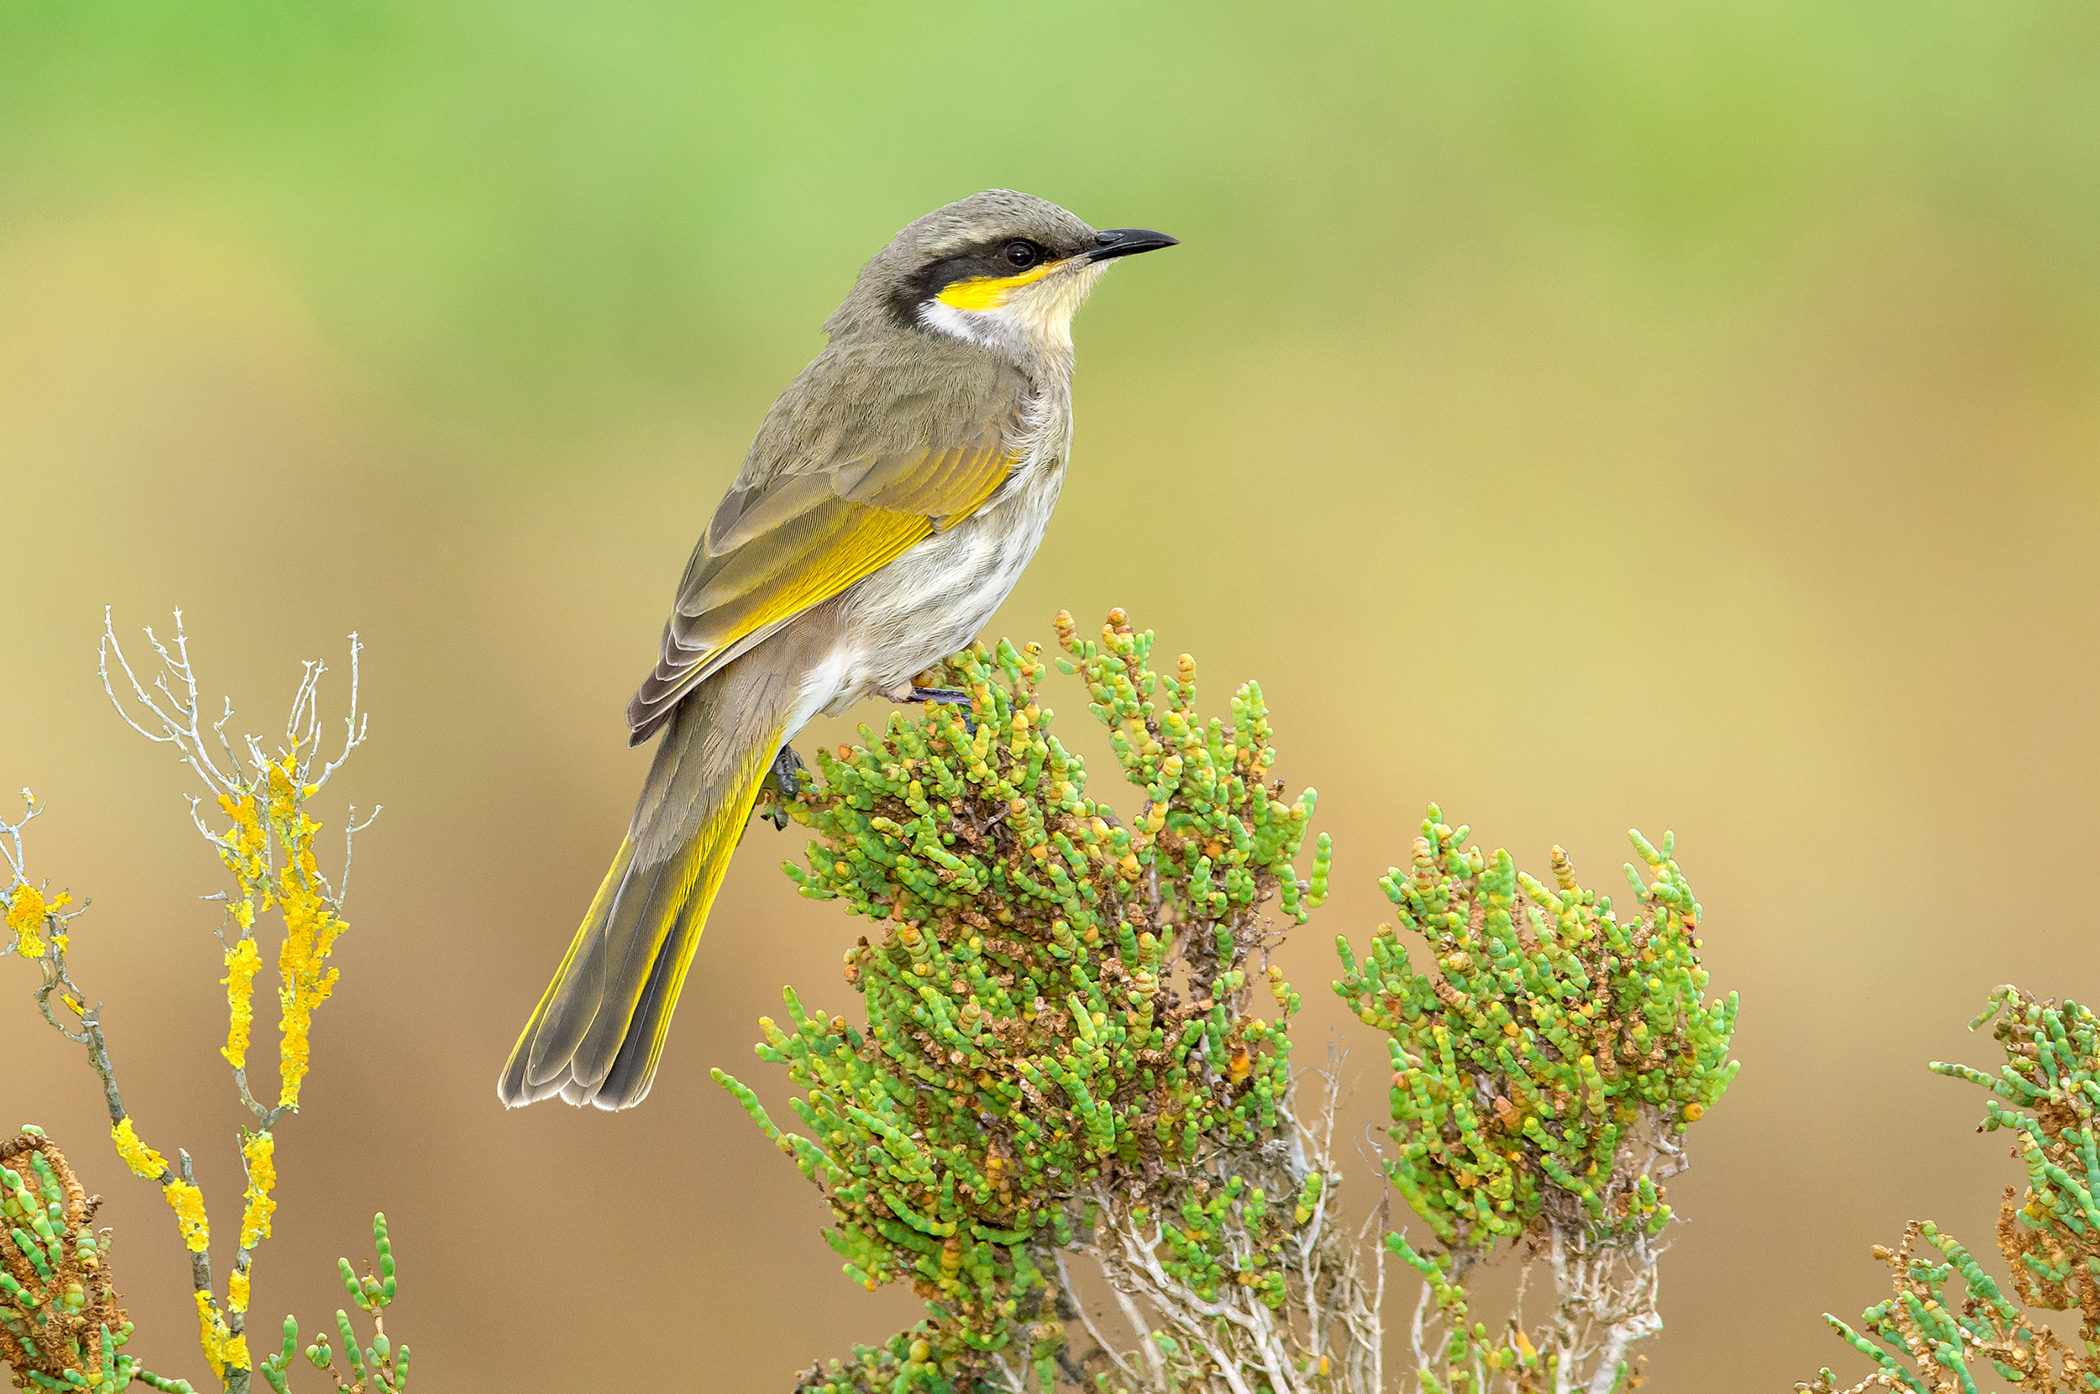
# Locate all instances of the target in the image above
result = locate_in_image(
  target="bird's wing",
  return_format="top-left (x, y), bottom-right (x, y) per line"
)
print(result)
top-left (625, 426), bottom-right (1016, 741)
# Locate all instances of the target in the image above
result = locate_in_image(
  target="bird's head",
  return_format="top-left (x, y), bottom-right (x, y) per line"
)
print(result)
top-left (831, 190), bottom-right (1177, 367)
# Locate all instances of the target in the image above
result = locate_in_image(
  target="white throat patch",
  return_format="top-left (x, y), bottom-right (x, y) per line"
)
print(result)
top-left (916, 298), bottom-right (999, 348)
top-left (916, 262), bottom-right (1110, 361)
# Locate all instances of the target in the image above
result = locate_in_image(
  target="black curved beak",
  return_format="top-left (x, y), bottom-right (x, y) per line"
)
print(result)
top-left (1086, 228), bottom-right (1180, 263)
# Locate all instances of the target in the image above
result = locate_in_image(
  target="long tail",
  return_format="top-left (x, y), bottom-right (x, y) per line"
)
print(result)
top-left (498, 652), bottom-right (793, 1111)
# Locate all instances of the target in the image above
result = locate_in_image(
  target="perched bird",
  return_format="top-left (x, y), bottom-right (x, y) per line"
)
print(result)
top-left (499, 190), bottom-right (1176, 1110)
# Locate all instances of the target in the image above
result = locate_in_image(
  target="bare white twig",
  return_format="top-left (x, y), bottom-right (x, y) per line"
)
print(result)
top-left (0, 789), bottom-right (42, 884)
top-left (1055, 1248), bottom-right (1138, 1382)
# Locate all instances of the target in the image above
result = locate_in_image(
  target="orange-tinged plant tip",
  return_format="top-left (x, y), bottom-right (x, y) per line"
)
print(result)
top-left (1683, 1102), bottom-right (1704, 1122)
top-left (111, 1117), bottom-right (168, 1180)
top-left (165, 1177), bottom-right (210, 1252)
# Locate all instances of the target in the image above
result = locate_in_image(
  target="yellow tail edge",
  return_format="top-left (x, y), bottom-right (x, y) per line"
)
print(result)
top-left (499, 723), bottom-right (781, 1109)
top-left (610, 732), bottom-right (781, 1104)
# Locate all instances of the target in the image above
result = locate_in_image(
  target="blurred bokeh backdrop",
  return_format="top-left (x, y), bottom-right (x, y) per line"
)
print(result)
top-left (3, 3), bottom-right (2098, 1388)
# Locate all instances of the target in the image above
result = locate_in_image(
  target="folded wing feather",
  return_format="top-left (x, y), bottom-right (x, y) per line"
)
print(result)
top-left (625, 428), bottom-right (1015, 743)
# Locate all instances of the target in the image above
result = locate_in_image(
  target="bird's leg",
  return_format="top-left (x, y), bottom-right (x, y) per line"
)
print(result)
top-left (760, 742), bottom-right (808, 831)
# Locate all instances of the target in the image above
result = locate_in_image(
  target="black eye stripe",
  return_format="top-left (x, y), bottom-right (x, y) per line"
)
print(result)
top-left (886, 233), bottom-right (1081, 329)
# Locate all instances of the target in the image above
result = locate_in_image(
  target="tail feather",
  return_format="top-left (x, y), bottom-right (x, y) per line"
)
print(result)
top-left (594, 855), bottom-right (721, 1107)
top-left (499, 656), bottom-right (789, 1111)
top-left (496, 839), bottom-right (636, 1106)
top-left (571, 773), bottom-right (761, 1104)
top-left (549, 849), bottom-right (682, 1086)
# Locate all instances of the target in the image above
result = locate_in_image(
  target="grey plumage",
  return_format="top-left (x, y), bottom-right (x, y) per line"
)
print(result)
top-left (501, 190), bottom-right (1175, 1110)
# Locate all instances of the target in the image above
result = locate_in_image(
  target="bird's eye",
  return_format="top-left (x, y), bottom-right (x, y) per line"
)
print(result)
top-left (1003, 240), bottom-right (1041, 269)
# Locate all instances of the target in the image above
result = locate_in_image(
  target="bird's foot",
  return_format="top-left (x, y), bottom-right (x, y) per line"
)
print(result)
top-left (904, 685), bottom-right (974, 707)
top-left (885, 682), bottom-right (979, 735)
top-left (760, 743), bottom-right (809, 831)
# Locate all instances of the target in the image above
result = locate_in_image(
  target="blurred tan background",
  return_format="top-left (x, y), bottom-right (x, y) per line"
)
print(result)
top-left (3, 3), bottom-right (2098, 1388)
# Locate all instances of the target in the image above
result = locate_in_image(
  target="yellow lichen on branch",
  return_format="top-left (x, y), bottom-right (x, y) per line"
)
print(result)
top-left (0, 614), bottom-right (390, 1393)
top-left (221, 937), bottom-right (262, 1068)
top-left (274, 880), bottom-right (342, 1110)
top-left (194, 1288), bottom-right (238, 1379)
top-left (111, 1117), bottom-right (168, 1180)
top-left (215, 791), bottom-right (269, 930)
top-left (164, 1176), bottom-right (210, 1252)
top-left (239, 1129), bottom-right (277, 1249)
top-left (6, 883), bottom-right (45, 955)
top-left (4, 883), bottom-right (67, 958)
top-left (246, 753), bottom-right (348, 1111)
top-left (207, 753), bottom-right (351, 1110)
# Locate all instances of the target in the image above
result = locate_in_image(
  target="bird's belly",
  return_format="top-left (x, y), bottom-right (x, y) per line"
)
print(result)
top-left (824, 458), bottom-right (1066, 712)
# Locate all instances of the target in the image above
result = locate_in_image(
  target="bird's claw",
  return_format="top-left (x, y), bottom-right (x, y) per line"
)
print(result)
top-left (901, 685), bottom-right (978, 735)
top-left (904, 685), bottom-right (973, 706)
top-left (761, 743), bottom-right (809, 831)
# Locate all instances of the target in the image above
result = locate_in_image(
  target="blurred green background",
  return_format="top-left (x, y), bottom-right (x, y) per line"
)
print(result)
top-left (3, 2), bottom-right (2098, 1388)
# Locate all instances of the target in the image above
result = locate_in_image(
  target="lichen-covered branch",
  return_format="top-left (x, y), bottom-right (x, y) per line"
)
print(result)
top-left (98, 607), bottom-right (375, 1126)
top-left (2, 614), bottom-right (397, 1394)
top-left (3, 790), bottom-right (234, 1386)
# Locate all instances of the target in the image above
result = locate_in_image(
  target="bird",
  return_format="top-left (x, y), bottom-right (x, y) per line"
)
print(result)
top-left (498, 190), bottom-right (1177, 1111)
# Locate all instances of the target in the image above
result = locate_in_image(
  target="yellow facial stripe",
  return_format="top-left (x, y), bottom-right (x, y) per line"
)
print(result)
top-left (936, 259), bottom-right (1059, 311)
